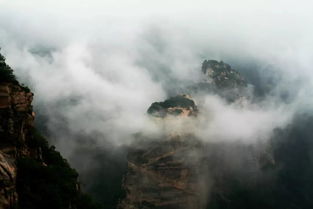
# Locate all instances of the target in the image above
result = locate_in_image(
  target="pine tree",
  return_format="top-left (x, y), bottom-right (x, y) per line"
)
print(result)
top-left (0, 50), bottom-right (18, 83)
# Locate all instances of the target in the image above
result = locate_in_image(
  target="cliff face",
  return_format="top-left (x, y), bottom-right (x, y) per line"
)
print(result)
top-left (119, 136), bottom-right (207, 209)
top-left (119, 95), bottom-right (204, 209)
top-left (0, 82), bottom-right (35, 209)
top-left (0, 53), bottom-right (99, 209)
top-left (118, 60), bottom-right (272, 209)
top-left (118, 89), bottom-right (223, 209)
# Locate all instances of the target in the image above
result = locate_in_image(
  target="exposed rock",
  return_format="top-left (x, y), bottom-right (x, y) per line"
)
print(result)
top-left (147, 95), bottom-right (198, 118)
top-left (119, 60), bottom-right (273, 209)
top-left (0, 152), bottom-right (17, 209)
top-left (119, 95), bottom-right (206, 209)
top-left (187, 60), bottom-right (248, 102)
top-left (201, 60), bottom-right (247, 89)
top-left (118, 136), bottom-right (207, 209)
top-left (0, 52), bottom-right (101, 209)
top-left (0, 80), bottom-right (90, 209)
top-left (0, 82), bottom-right (35, 209)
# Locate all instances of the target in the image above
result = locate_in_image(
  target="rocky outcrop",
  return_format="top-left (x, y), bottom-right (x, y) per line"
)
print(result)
top-left (118, 60), bottom-right (274, 209)
top-left (147, 95), bottom-right (198, 118)
top-left (0, 82), bottom-right (34, 209)
top-left (119, 94), bottom-right (207, 209)
top-left (201, 60), bottom-right (247, 89)
top-left (119, 136), bottom-right (207, 209)
top-left (0, 152), bottom-right (16, 209)
top-left (188, 60), bottom-right (248, 102)
top-left (0, 53), bottom-right (99, 209)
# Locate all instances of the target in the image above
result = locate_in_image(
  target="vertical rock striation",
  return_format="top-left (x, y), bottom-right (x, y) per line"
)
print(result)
top-left (0, 52), bottom-right (99, 209)
top-left (0, 82), bottom-right (35, 209)
top-left (118, 95), bottom-right (208, 209)
top-left (118, 60), bottom-right (272, 209)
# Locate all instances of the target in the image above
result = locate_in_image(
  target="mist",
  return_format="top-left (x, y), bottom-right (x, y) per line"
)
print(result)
top-left (1, 0), bottom-right (313, 208)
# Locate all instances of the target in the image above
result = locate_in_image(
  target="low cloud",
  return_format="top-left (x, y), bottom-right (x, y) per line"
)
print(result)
top-left (0, 0), bottom-right (312, 155)
top-left (1, 1), bottom-right (313, 206)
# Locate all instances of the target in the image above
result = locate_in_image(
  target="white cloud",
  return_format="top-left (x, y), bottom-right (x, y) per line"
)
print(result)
top-left (0, 0), bottom-right (313, 156)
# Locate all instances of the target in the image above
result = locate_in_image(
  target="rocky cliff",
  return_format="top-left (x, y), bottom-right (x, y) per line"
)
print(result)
top-left (0, 80), bottom-right (35, 208)
top-left (188, 60), bottom-right (248, 102)
top-left (119, 95), bottom-right (206, 209)
top-left (147, 95), bottom-right (198, 118)
top-left (0, 53), bottom-right (99, 209)
top-left (118, 60), bottom-right (273, 209)
top-left (201, 60), bottom-right (246, 89)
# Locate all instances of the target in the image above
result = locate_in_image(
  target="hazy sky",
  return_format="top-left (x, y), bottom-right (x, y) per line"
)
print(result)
top-left (0, 0), bottom-right (313, 156)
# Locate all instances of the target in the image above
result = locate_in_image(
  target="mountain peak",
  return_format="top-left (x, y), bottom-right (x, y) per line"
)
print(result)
top-left (147, 94), bottom-right (198, 118)
top-left (202, 60), bottom-right (247, 89)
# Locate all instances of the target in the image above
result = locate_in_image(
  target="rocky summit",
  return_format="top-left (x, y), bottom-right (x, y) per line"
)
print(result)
top-left (147, 95), bottom-right (198, 118)
top-left (118, 60), bottom-right (272, 209)
top-left (187, 60), bottom-right (248, 102)
top-left (119, 97), bottom-right (205, 209)
top-left (201, 60), bottom-right (247, 89)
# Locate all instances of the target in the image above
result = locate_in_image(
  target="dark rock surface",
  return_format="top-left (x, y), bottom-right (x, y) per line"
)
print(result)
top-left (0, 53), bottom-right (99, 209)
top-left (118, 135), bottom-right (207, 209)
top-left (118, 60), bottom-right (272, 209)
top-left (201, 60), bottom-right (247, 89)
top-left (147, 95), bottom-right (198, 118)
top-left (0, 82), bottom-right (34, 209)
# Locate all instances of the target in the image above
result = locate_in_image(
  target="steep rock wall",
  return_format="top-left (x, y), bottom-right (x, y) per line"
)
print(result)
top-left (0, 82), bottom-right (34, 209)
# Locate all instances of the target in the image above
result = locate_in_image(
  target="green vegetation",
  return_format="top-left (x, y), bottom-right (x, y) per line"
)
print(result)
top-left (0, 51), bottom-right (100, 209)
top-left (17, 128), bottom-right (102, 209)
top-left (0, 51), bottom-right (18, 84)
top-left (147, 95), bottom-right (197, 117)
top-left (161, 95), bottom-right (196, 109)
top-left (202, 60), bottom-right (247, 89)
top-left (21, 83), bottom-right (31, 93)
top-left (0, 50), bottom-right (31, 92)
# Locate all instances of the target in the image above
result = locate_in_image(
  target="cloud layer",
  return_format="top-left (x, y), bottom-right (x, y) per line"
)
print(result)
top-left (0, 0), bottom-right (313, 161)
